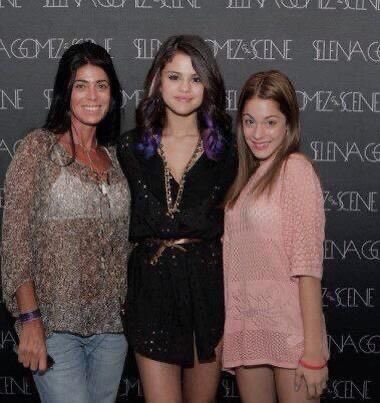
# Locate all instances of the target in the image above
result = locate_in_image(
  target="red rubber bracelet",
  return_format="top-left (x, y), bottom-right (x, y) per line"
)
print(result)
top-left (299, 359), bottom-right (327, 370)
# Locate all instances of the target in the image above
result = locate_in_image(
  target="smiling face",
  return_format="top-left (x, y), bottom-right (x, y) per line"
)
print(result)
top-left (160, 52), bottom-right (205, 119)
top-left (242, 97), bottom-right (288, 164)
top-left (70, 64), bottom-right (111, 131)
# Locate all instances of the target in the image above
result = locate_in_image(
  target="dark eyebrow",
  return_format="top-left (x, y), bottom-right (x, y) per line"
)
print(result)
top-left (242, 113), bottom-right (281, 119)
top-left (165, 70), bottom-right (200, 76)
top-left (73, 79), bottom-right (109, 83)
top-left (265, 115), bottom-right (281, 119)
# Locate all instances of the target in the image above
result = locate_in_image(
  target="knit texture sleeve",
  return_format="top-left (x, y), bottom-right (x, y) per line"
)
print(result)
top-left (281, 154), bottom-right (325, 279)
top-left (1, 130), bottom-right (45, 315)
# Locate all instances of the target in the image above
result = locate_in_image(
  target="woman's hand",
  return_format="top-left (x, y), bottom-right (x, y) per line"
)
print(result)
top-left (18, 319), bottom-right (48, 372)
top-left (295, 356), bottom-right (328, 399)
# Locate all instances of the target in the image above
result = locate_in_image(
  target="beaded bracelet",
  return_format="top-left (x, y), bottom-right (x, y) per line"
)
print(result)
top-left (299, 359), bottom-right (327, 370)
top-left (19, 309), bottom-right (42, 323)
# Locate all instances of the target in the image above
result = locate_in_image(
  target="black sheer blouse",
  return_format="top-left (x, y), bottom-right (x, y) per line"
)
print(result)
top-left (117, 129), bottom-right (236, 366)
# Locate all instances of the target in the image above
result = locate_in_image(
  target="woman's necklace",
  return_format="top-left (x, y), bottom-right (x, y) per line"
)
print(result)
top-left (158, 136), bottom-right (203, 219)
top-left (83, 147), bottom-right (109, 184)
top-left (62, 135), bottom-right (109, 183)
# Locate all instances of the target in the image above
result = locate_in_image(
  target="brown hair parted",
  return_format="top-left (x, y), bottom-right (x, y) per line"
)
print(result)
top-left (225, 70), bottom-right (301, 208)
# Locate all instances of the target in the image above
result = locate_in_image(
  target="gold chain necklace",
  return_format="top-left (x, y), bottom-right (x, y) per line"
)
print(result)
top-left (158, 136), bottom-right (203, 219)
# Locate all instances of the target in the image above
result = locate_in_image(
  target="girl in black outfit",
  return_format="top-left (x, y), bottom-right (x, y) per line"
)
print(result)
top-left (117, 35), bottom-right (235, 403)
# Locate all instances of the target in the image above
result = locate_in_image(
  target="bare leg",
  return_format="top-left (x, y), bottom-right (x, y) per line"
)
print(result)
top-left (183, 341), bottom-right (222, 403)
top-left (235, 365), bottom-right (277, 403)
top-left (274, 367), bottom-right (320, 403)
top-left (135, 352), bottom-right (182, 403)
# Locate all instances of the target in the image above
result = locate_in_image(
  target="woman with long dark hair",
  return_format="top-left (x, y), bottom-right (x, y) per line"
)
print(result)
top-left (223, 70), bottom-right (328, 403)
top-left (117, 35), bottom-right (235, 403)
top-left (1, 41), bottom-right (130, 403)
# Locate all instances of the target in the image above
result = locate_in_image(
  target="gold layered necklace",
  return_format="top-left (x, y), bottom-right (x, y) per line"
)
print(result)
top-left (158, 136), bottom-right (203, 219)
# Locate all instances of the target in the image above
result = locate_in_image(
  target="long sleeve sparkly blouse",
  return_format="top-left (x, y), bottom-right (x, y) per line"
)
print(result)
top-left (1, 129), bottom-right (131, 336)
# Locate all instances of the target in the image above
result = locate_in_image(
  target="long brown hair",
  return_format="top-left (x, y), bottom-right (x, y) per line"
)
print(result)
top-left (136, 35), bottom-right (231, 159)
top-left (225, 70), bottom-right (300, 208)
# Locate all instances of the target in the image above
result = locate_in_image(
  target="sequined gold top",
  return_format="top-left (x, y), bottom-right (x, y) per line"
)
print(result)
top-left (1, 129), bottom-right (131, 336)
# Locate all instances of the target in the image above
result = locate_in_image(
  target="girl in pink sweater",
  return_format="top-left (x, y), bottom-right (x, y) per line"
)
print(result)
top-left (223, 70), bottom-right (328, 403)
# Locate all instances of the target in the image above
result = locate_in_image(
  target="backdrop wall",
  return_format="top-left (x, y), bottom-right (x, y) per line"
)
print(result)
top-left (0, 1), bottom-right (379, 402)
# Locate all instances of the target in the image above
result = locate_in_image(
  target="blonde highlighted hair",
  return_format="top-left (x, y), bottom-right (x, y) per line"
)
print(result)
top-left (225, 70), bottom-right (300, 207)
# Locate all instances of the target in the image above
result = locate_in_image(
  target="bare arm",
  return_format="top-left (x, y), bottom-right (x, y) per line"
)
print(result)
top-left (299, 276), bottom-right (325, 361)
top-left (281, 157), bottom-right (328, 398)
top-left (295, 276), bottom-right (328, 399)
top-left (16, 281), bottom-right (47, 372)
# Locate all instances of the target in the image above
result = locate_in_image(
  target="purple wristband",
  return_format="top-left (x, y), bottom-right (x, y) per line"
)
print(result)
top-left (18, 309), bottom-right (42, 323)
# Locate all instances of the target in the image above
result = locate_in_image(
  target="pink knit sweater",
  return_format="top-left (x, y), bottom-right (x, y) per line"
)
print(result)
top-left (223, 154), bottom-right (327, 369)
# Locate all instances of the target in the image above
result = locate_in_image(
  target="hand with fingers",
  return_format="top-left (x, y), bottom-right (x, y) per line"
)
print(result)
top-left (295, 357), bottom-right (328, 399)
top-left (18, 319), bottom-right (48, 373)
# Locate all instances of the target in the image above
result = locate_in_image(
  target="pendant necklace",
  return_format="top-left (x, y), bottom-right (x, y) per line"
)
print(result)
top-left (71, 137), bottom-right (108, 185)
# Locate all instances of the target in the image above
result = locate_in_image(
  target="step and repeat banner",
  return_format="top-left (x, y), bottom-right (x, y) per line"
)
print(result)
top-left (0, 1), bottom-right (379, 402)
